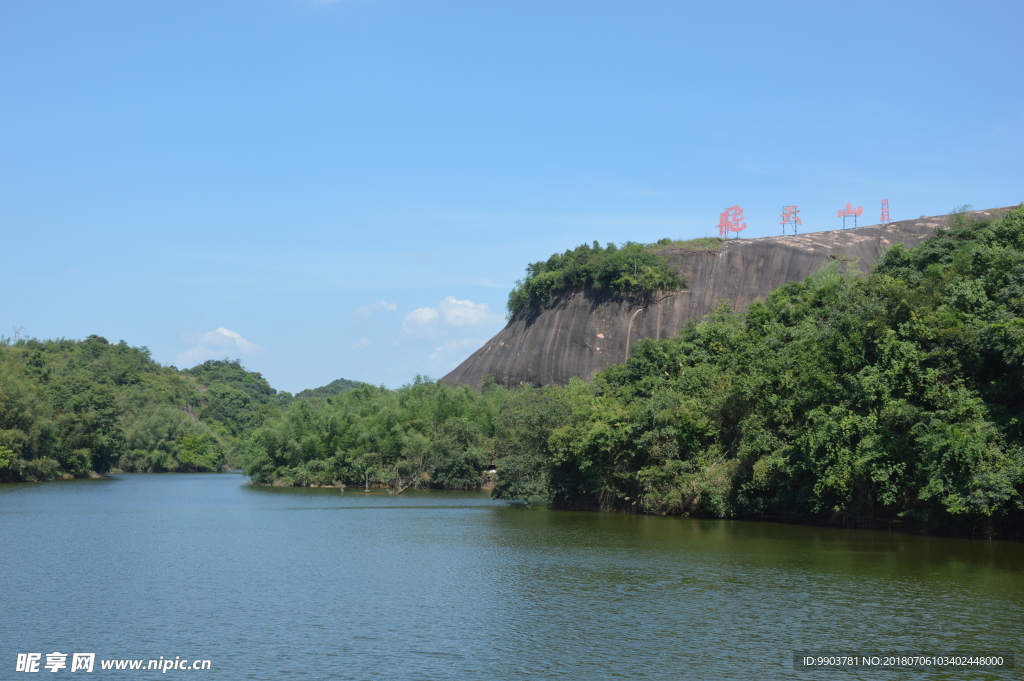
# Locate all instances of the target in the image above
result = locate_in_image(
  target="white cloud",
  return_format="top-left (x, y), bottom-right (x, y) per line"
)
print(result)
top-left (438, 296), bottom-right (500, 327)
top-left (353, 300), bottom-right (398, 320)
top-left (351, 338), bottom-right (371, 351)
top-left (176, 327), bottom-right (264, 367)
top-left (401, 296), bottom-right (500, 337)
top-left (401, 306), bottom-right (441, 336)
top-left (207, 327), bottom-right (262, 353)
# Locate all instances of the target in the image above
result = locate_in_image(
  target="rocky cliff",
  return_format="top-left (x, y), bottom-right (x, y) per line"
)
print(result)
top-left (443, 207), bottom-right (1014, 388)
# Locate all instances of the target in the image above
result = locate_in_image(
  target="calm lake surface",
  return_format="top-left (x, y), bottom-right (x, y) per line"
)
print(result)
top-left (1, 473), bottom-right (1021, 680)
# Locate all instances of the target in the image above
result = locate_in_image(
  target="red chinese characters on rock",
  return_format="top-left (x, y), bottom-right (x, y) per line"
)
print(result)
top-left (837, 202), bottom-right (863, 229)
top-left (881, 199), bottom-right (890, 224)
top-left (718, 205), bottom-right (747, 237)
top-left (780, 205), bottom-right (801, 235)
top-left (837, 203), bottom-right (863, 218)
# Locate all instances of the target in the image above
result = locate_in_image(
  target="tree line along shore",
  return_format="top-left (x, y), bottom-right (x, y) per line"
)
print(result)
top-left (3, 206), bottom-right (1022, 539)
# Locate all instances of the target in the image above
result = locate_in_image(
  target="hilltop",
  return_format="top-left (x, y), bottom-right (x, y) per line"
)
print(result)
top-left (444, 207), bottom-right (1016, 388)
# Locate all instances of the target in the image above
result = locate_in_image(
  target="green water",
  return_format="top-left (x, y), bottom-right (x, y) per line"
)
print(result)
top-left (1, 473), bottom-right (1020, 679)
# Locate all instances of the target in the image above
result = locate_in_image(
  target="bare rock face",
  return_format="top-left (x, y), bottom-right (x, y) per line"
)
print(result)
top-left (443, 208), bottom-right (1013, 388)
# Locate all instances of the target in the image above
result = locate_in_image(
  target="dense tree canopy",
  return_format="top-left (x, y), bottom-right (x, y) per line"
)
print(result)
top-left (498, 207), bottom-right (1024, 537)
top-left (0, 343), bottom-right (286, 480)
top-left (295, 377), bottom-right (366, 400)
top-left (506, 240), bottom-right (687, 317)
top-left (242, 376), bottom-right (506, 489)
top-left (237, 207), bottom-right (1024, 537)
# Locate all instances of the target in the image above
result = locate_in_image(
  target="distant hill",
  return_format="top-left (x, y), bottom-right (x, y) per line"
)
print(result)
top-left (296, 377), bottom-right (367, 399)
top-left (0, 343), bottom-right (285, 481)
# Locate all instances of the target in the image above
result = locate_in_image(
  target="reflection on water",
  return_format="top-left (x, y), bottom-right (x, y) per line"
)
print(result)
top-left (2, 474), bottom-right (1020, 680)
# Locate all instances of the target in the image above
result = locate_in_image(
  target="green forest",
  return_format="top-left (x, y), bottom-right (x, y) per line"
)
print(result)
top-left (3, 207), bottom-right (1023, 538)
top-left (0, 342), bottom-right (310, 479)
top-left (506, 239), bottom-right (687, 317)
top-left (243, 206), bottom-right (1024, 538)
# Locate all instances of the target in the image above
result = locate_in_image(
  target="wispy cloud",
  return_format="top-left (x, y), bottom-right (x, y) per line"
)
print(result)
top-left (351, 338), bottom-right (371, 351)
top-left (401, 296), bottom-right (501, 337)
top-left (401, 306), bottom-right (441, 337)
top-left (353, 300), bottom-right (398, 321)
top-left (176, 327), bottom-right (264, 367)
top-left (438, 296), bottom-right (498, 326)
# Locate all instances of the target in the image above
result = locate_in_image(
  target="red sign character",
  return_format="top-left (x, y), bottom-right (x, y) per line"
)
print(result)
top-left (837, 203), bottom-right (864, 229)
top-left (780, 205), bottom-right (801, 235)
top-left (718, 205), bottom-right (747, 237)
top-left (881, 199), bottom-right (890, 224)
top-left (837, 203), bottom-right (864, 218)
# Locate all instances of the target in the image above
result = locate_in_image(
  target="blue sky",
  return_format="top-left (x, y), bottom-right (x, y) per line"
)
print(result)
top-left (2, 0), bottom-right (1021, 392)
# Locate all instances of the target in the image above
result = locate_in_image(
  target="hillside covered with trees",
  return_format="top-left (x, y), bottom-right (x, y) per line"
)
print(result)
top-left (4, 207), bottom-right (1023, 538)
top-left (240, 206), bottom-right (1024, 538)
top-left (0, 341), bottom-right (288, 480)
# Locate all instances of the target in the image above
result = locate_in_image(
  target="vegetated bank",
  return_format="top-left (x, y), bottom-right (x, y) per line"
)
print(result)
top-left (5, 208), bottom-right (1023, 539)
top-left (494, 206), bottom-right (1024, 538)
top-left (239, 240), bottom-right (685, 491)
top-left (242, 206), bottom-right (1024, 539)
top-left (0, 339), bottom-right (299, 481)
top-left (242, 377), bottom-right (508, 490)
